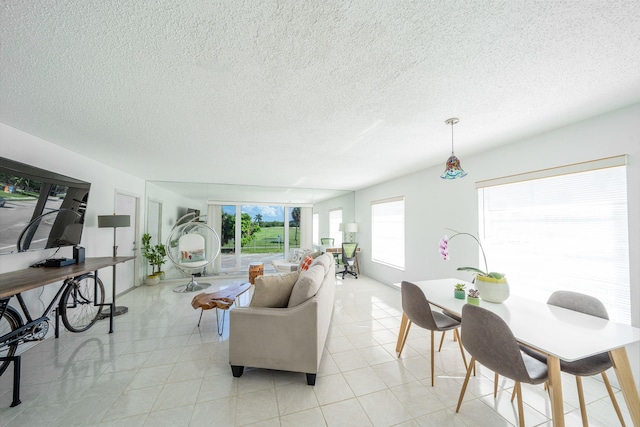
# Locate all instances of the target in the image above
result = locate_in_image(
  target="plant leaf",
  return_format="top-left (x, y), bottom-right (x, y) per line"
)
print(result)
top-left (456, 266), bottom-right (488, 275)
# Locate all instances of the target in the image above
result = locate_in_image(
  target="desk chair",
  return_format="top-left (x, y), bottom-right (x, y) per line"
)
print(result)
top-left (456, 304), bottom-right (548, 427)
top-left (521, 291), bottom-right (626, 427)
top-left (337, 242), bottom-right (358, 279)
top-left (399, 281), bottom-right (468, 386)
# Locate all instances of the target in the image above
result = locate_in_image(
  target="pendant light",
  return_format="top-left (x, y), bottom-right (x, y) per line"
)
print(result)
top-left (440, 117), bottom-right (467, 179)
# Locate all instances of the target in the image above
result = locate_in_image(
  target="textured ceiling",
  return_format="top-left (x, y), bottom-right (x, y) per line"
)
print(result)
top-left (2, 1), bottom-right (640, 201)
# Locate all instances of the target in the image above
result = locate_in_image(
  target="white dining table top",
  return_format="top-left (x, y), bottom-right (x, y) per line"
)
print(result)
top-left (413, 278), bottom-right (640, 362)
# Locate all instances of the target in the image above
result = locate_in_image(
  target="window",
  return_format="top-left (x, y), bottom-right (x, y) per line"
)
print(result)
top-left (312, 213), bottom-right (319, 245)
top-left (371, 197), bottom-right (405, 269)
top-left (329, 209), bottom-right (343, 247)
top-left (478, 157), bottom-right (630, 324)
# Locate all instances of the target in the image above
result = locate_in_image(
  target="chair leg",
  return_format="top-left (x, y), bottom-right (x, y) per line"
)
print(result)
top-left (396, 318), bottom-right (412, 357)
top-left (454, 328), bottom-right (468, 371)
top-left (494, 372), bottom-right (499, 398)
top-left (515, 382), bottom-right (525, 427)
top-left (511, 381), bottom-right (518, 402)
top-left (576, 376), bottom-right (589, 427)
top-left (601, 371), bottom-right (626, 427)
top-left (456, 357), bottom-right (476, 413)
top-left (430, 330), bottom-right (435, 387)
top-left (438, 331), bottom-right (446, 352)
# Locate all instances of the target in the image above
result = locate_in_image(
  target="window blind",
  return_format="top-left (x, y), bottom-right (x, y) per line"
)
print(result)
top-left (478, 164), bottom-right (630, 324)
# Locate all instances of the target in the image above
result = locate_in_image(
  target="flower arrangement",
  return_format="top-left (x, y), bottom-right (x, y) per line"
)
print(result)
top-left (439, 229), bottom-right (505, 280)
top-left (467, 289), bottom-right (480, 298)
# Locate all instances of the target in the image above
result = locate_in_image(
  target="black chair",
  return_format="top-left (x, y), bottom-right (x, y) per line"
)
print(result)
top-left (456, 304), bottom-right (548, 427)
top-left (337, 242), bottom-right (358, 279)
top-left (521, 291), bottom-right (626, 427)
top-left (398, 281), bottom-right (468, 386)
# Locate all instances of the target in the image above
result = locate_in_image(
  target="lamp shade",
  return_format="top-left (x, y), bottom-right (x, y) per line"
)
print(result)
top-left (98, 214), bottom-right (131, 228)
top-left (344, 223), bottom-right (359, 233)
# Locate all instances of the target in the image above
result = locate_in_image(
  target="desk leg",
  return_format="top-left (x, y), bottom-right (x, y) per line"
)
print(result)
top-left (610, 347), bottom-right (640, 426)
top-left (547, 355), bottom-right (565, 427)
top-left (396, 313), bottom-right (411, 357)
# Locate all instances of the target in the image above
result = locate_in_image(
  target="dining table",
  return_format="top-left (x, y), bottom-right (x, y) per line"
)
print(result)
top-left (395, 278), bottom-right (640, 427)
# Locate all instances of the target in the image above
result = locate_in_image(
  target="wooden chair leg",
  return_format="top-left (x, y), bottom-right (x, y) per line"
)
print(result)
top-left (456, 357), bottom-right (476, 413)
top-left (430, 330), bottom-right (435, 386)
top-left (438, 331), bottom-right (446, 352)
top-left (576, 376), bottom-right (589, 427)
top-left (454, 328), bottom-right (468, 371)
top-left (494, 372), bottom-right (499, 398)
top-left (396, 317), bottom-right (412, 357)
top-left (515, 382), bottom-right (525, 427)
top-left (601, 372), bottom-right (626, 427)
top-left (511, 380), bottom-right (518, 402)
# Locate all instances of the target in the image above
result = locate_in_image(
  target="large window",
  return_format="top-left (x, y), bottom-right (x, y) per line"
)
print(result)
top-left (371, 197), bottom-right (405, 270)
top-left (329, 209), bottom-right (343, 247)
top-left (478, 157), bottom-right (630, 324)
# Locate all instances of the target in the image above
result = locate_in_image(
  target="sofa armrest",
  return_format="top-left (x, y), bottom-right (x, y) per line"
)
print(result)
top-left (229, 298), bottom-right (320, 373)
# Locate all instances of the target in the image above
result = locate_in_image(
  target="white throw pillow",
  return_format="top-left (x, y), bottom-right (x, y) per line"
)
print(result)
top-left (287, 264), bottom-right (324, 307)
top-left (250, 272), bottom-right (299, 308)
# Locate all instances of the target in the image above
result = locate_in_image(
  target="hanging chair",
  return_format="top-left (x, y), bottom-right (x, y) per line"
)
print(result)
top-left (166, 217), bottom-right (221, 293)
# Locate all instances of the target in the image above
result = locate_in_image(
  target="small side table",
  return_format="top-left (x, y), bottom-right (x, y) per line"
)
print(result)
top-left (248, 262), bottom-right (264, 284)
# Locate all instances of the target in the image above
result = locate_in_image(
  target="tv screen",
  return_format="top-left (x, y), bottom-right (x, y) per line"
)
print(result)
top-left (0, 157), bottom-right (90, 255)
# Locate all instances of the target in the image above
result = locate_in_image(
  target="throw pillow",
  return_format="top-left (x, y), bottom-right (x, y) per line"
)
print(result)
top-left (310, 253), bottom-right (332, 273)
top-left (298, 254), bottom-right (313, 272)
top-left (290, 249), bottom-right (301, 262)
top-left (182, 249), bottom-right (205, 263)
top-left (250, 272), bottom-right (299, 308)
top-left (288, 264), bottom-right (325, 307)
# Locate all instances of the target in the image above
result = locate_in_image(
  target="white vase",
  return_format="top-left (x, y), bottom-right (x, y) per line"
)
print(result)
top-left (474, 275), bottom-right (510, 303)
top-left (145, 274), bottom-right (160, 286)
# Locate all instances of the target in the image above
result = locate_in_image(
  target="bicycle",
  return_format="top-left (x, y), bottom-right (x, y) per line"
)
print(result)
top-left (0, 273), bottom-right (105, 376)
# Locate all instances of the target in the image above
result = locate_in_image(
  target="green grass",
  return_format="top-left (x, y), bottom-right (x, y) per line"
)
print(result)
top-left (0, 190), bottom-right (35, 199)
top-left (222, 225), bottom-right (302, 254)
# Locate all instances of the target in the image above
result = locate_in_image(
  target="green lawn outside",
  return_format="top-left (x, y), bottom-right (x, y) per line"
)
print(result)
top-left (222, 225), bottom-right (302, 254)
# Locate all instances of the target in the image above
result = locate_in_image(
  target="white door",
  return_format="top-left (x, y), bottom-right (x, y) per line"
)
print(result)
top-left (115, 192), bottom-right (138, 294)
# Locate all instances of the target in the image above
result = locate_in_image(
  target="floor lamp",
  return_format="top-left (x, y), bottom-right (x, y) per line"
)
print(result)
top-left (98, 214), bottom-right (131, 317)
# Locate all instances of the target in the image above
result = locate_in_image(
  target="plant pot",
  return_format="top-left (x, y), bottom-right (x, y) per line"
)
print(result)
top-left (157, 271), bottom-right (165, 280)
top-left (454, 289), bottom-right (466, 300)
top-left (466, 296), bottom-right (480, 305)
top-left (474, 275), bottom-right (510, 303)
top-left (145, 274), bottom-right (160, 286)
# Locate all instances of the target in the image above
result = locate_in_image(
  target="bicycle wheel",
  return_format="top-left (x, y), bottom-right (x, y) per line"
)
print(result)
top-left (60, 274), bottom-right (105, 333)
top-left (1, 305), bottom-right (23, 376)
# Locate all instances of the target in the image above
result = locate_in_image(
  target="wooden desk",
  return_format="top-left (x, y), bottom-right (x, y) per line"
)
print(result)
top-left (0, 256), bottom-right (135, 333)
top-left (396, 278), bottom-right (640, 427)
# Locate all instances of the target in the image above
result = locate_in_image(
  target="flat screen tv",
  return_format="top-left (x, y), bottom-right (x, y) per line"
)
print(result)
top-left (0, 157), bottom-right (90, 255)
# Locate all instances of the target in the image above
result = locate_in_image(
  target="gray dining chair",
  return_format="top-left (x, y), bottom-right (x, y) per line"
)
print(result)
top-left (456, 304), bottom-right (548, 427)
top-left (399, 281), bottom-right (468, 386)
top-left (521, 291), bottom-right (626, 427)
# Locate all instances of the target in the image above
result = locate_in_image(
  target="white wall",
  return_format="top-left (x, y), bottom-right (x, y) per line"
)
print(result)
top-left (0, 123), bottom-right (146, 341)
top-left (313, 192), bottom-right (356, 243)
top-left (354, 102), bottom-right (640, 387)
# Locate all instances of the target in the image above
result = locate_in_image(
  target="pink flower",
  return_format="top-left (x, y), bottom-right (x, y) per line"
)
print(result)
top-left (439, 236), bottom-right (450, 260)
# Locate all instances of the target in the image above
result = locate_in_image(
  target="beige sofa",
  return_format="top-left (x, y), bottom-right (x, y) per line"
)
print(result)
top-left (229, 253), bottom-right (336, 385)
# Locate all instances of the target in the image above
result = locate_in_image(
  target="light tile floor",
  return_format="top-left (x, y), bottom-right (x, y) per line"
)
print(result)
top-left (0, 275), bottom-right (633, 426)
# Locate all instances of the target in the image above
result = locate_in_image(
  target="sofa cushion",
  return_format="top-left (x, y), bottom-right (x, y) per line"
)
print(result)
top-left (288, 264), bottom-right (325, 307)
top-left (250, 272), bottom-right (299, 308)
top-left (310, 253), bottom-right (332, 273)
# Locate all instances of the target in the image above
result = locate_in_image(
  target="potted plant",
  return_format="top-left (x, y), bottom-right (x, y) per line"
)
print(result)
top-left (439, 229), bottom-right (510, 303)
top-left (454, 283), bottom-right (466, 299)
top-left (466, 289), bottom-right (480, 305)
top-left (142, 233), bottom-right (165, 285)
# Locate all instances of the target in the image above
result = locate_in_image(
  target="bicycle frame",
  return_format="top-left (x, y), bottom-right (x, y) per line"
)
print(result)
top-left (0, 273), bottom-right (93, 348)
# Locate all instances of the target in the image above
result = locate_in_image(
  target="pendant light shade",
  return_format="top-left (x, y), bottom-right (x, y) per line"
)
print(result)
top-left (440, 117), bottom-right (467, 179)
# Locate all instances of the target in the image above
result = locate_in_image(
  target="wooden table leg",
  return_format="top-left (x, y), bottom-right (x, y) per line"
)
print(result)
top-left (610, 347), bottom-right (640, 426)
top-left (547, 355), bottom-right (565, 427)
top-left (396, 313), bottom-right (411, 357)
